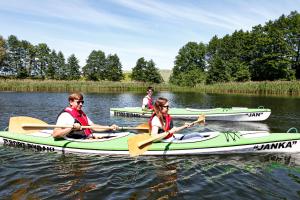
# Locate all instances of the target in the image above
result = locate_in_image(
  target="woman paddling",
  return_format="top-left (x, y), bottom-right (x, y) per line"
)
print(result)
top-left (149, 97), bottom-right (204, 141)
top-left (52, 92), bottom-right (118, 139)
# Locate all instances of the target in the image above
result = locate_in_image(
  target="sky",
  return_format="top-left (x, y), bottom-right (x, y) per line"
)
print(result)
top-left (0, 0), bottom-right (299, 70)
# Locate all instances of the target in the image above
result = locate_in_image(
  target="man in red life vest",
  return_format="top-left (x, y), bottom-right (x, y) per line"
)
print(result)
top-left (52, 92), bottom-right (118, 139)
top-left (142, 87), bottom-right (154, 110)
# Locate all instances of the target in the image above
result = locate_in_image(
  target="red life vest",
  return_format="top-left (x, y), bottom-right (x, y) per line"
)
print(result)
top-left (64, 107), bottom-right (92, 136)
top-left (145, 96), bottom-right (154, 109)
top-left (149, 113), bottom-right (173, 139)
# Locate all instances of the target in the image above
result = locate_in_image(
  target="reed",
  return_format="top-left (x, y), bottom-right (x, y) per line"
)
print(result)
top-left (198, 81), bottom-right (300, 96)
top-left (1, 79), bottom-right (300, 96)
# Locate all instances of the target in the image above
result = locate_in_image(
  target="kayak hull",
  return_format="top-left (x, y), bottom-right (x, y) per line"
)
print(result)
top-left (110, 107), bottom-right (271, 121)
top-left (1, 130), bottom-right (299, 155)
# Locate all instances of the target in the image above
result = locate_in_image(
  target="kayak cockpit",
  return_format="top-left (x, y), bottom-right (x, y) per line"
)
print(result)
top-left (64, 132), bottom-right (130, 142)
top-left (162, 129), bottom-right (220, 143)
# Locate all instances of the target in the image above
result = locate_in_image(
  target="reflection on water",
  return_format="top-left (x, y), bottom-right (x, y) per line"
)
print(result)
top-left (1, 92), bottom-right (300, 199)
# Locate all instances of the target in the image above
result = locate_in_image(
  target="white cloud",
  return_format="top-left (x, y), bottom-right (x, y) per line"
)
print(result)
top-left (0, 0), bottom-right (145, 32)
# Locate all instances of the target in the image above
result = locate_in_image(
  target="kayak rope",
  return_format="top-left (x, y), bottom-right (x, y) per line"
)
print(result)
top-left (258, 106), bottom-right (265, 109)
top-left (287, 127), bottom-right (298, 133)
top-left (223, 131), bottom-right (240, 142)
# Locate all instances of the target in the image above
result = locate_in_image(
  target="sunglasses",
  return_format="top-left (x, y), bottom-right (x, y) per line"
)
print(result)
top-left (162, 105), bottom-right (169, 109)
top-left (74, 100), bottom-right (84, 105)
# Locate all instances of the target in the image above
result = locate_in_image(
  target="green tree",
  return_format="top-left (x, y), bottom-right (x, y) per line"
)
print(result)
top-left (206, 31), bottom-right (251, 83)
top-left (275, 11), bottom-right (300, 79)
top-left (56, 51), bottom-right (67, 80)
top-left (0, 35), bottom-right (5, 66)
top-left (144, 59), bottom-right (163, 83)
top-left (33, 43), bottom-right (50, 79)
top-left (170, 42), bottom-right (206, 86)
top-left (82, 50), bottom-right (106, 80)
top-left (46, 50), bottom-right (58, 79)
top-left (207, 55), bottom-right (231, 84)
top-left (6, 35), bottom-right (21, 76)
top-left (66, 54), bottom-right (81, 80)
top-left (131, 57), bottom-right (147, 82)
top-left (105, 54), bottom-right (124, 81)
top-left (131, 57), bottom-right (162, 83)
top-left (18, 40), bottom-right (36, 78)
top-left (250, 20), bottom-right (295, 80)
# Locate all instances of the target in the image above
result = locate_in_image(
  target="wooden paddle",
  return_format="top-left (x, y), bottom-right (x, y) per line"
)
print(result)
top-left (127, 114), bottom-right (205, 157)
top-left (8, 116), bottom-right (149, 134)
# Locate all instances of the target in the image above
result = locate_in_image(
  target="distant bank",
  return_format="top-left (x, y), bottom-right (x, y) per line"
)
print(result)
top-left (1, 79), bottom-right (300, 96)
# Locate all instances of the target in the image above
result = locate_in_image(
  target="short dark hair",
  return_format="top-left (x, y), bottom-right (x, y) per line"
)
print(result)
top-left (147, 87), bottom-right (153, 92)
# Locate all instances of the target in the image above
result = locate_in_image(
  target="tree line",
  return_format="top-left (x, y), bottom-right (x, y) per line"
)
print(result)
top-left (0, 35), bottom-right (163, 83)
top-left (1, 11), bottom-right (299, 86)
top-left (170, 11), bottom-right (300, 86)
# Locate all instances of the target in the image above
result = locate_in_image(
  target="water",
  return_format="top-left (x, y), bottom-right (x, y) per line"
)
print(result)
top-left (1, 91), bottom-right (300, 199)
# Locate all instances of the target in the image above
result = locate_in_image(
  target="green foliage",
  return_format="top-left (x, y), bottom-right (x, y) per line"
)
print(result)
top-left (46, 50), bottom-right (58, 79)
top-left (144, 59), bottom-right (163, 83)
top-left (82, 51), bottom-right (124, 81)
top-left (206, 55), bottom-right (231, 84)
top-left (131, 57), bottom-right (163, 83)
top-left (105, 54), bottom-right (124, 81)
top-left (66, 54), bottom-right (81, 80)
top-left (33, 43), bottom-right (50, 79)
top-left (56, 51), bottom-right (67, 80)
top-left (170, 42), bottom-right (206, 86)
top-left (82, 50), bottom-right (106, 81)
top-left (131, 57), bottom-right (147, 81)
top-left (0, 35), bottom-right (5, 65)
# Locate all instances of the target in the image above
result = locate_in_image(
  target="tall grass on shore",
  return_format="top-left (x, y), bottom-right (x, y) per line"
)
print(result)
top-left (200, 81), bottom-right (300, 96)
top-left (0, 79), bottom-right (185, 93)
top-left (1, 79), bottom-right (300, 96)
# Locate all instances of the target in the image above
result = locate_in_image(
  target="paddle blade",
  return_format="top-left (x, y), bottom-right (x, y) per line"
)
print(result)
top-left (128, 133), bottom-right (152, 157)
top-left (9, 116), bottom-right (48, 134)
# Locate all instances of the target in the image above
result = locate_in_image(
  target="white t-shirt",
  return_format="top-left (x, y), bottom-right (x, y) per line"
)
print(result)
top-left (142, 95), bottom-right (151, 109)
top-left (56, 112), bottom-right (93, 126)
top-left (151, 116), bottom-right (163, 129)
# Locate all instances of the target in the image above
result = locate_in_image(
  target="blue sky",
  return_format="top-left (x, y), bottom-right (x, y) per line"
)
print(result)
top-left (0, 0), bottom-right (299, 70)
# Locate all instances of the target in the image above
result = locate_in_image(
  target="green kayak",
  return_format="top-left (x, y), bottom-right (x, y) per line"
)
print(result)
top-left (0, 128), bottom-right (299, 155)
top-left (110, 107), bottom-right (271, 121)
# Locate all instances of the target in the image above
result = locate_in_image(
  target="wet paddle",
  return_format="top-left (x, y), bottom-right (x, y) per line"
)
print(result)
top-left (127, 114), bottom-right (205, 157)
top-left (8, 116), bottom-right (149, 134)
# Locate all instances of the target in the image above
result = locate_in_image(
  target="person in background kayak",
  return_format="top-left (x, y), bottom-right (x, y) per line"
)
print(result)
top-left (52, 92), bottom-right (118, 139)
top-left (142, 87), bottom-right (154, 110)
top-left (149, 97), bottom-right (203, 141)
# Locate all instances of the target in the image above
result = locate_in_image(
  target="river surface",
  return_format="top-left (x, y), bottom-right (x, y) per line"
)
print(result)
top-left (1, 91), bottom-right (300, 199)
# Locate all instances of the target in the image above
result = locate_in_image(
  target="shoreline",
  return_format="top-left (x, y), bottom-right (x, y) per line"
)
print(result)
top-left (0, 79), bottom-right (300, 96)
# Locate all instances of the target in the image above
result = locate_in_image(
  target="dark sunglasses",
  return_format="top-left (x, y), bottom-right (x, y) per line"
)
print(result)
top-left (74, 100), bottom-right (84, 105)
top-left (162, 105), bottom-right (169, 109)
